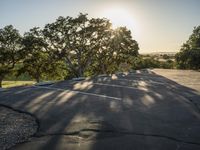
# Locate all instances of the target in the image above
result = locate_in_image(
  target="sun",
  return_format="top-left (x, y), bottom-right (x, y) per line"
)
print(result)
top-left (101, 7), bottom-right (135, 29)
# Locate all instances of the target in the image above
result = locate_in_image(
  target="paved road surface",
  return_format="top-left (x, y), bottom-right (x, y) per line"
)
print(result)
top-left (0, 69), bottom-right (200, 150)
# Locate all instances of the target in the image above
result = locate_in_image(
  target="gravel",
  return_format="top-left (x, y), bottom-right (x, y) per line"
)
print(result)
top-left (0, 106), bottom-right (38, 150)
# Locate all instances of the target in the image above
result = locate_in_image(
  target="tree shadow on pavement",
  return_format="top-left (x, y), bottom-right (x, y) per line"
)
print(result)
top-left (0, 72), bottom-right (200, 150)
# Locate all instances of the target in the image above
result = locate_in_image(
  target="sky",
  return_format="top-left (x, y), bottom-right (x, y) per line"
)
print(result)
top-left (0, 0), bottom-right (200, 53)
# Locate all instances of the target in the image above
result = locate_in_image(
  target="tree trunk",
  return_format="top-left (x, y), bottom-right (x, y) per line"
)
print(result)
top-left (78, 67), bottom-right (84, 77)
top-left (36, 77), bottom-right (40, 83)
top-left (35, 74), bottom-right (40, 83)
top-left (102, 64), bottom-right (107, 74)
top-left (0, 76), bottom-right (3, 88)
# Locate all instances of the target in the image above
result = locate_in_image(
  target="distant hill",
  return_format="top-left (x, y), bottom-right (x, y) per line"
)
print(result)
top-left (141, 52), bottom-right (177, 56)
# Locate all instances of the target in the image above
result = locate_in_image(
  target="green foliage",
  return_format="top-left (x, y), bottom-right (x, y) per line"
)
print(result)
top-left (160, 59), bottom-right (174, 69)
top-left (0, 25), bottom-right (22, 87)
top-left (43, 14), bottom-right (139, 77)
top-left (1, 13), bottom-right (140, 84)
top-left (4, 64), bottom-right (32, 81)
top-left (132, 56), bottom-right (174, 70)
top-left (92, 26), bottom-right (139, 74)
top-left (162, 54), bottom-right (170, 59)
top-left (132, 56), bottom-right (160, 69)
top-left (176, 26), bottom-right (200, 70)
top-left (19, 27), bottom-right (67, 82)
top-left (43, 14), bottom-right (93, 77)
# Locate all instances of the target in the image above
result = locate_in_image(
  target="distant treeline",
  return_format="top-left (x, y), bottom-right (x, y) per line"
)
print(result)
top-left (0, 13), bottom-right (199, 87)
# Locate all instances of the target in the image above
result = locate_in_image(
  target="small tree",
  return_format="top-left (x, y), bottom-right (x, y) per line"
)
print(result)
top-left (0, 25), bottom-right (22, 87)
top-left (176, 26), bottom-right (200, 69)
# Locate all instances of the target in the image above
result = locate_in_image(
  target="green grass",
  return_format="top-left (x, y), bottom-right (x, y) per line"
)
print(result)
top-left (2, 81), bottom-right (36, 88)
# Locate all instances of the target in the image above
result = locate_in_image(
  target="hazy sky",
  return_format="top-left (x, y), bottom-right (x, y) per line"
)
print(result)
top-left (1, 0), bottom-right (200, 53)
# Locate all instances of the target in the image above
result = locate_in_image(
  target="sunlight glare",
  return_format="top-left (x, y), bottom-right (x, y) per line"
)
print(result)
top-left (101, 7), bottom-right (136, 30)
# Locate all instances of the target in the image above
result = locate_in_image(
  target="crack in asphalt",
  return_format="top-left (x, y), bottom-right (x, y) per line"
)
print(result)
top-left (1, 104), bottom-right (200, 149)
top-left (34, 129), bottom-right (200, 146)
top-left (185, 98), bottom-right (200, 113)
top-left (189, 104), bottom-right (200, 118)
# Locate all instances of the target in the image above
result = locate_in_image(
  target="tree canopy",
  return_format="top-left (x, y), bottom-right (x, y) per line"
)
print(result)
top-left (19, 27), bottom-right (67, 82)
top-left (43, 13), bottom-right (139, 76)
top-left (0, 13), bottom-right (140, 83)
top-left (176, 26), bottom-right (200, 69)
top-left (0, 25), bottom-right (22, 87)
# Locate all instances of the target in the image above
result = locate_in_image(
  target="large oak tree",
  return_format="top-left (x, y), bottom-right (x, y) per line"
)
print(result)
top-left (43, 13), bottom-right (139, 77)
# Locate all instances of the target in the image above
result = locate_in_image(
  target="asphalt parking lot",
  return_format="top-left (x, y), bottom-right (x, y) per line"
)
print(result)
top-left (0, 69), bottom-right (200, 150)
